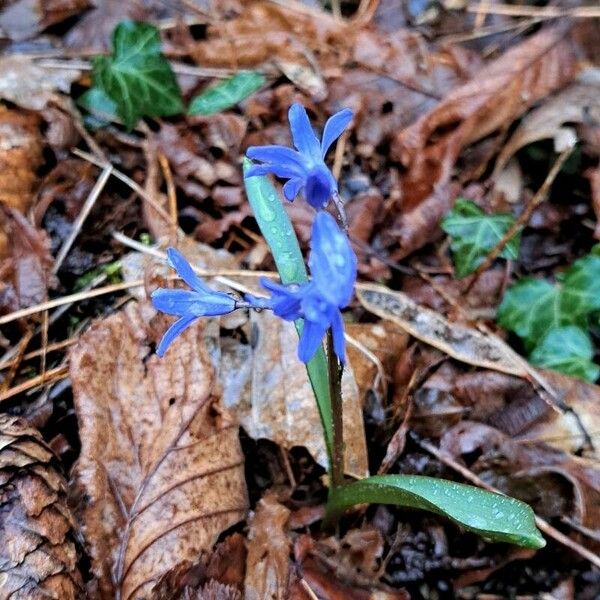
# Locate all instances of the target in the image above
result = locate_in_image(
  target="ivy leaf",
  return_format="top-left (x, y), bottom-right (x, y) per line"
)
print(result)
top-left (188, 71), bottom-right (265, 116)
top-left (441, 199), bottom-right (520, 278)
top-left (560, 254), bottom-right (600, 316)
top-left (530, 326), bottom-right (600, 381)
top-left (497, 278), bottom-right (575, 351)
top-left (78, 88), bottom-right (119, 127)
top-left (91, 20), bottom-right (183, 129)
top-left (325, 475), bottom-right (545, 549)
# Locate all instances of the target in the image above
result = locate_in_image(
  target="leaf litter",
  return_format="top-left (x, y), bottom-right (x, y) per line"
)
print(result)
top-left (1, 2), bottom-right (600, 599)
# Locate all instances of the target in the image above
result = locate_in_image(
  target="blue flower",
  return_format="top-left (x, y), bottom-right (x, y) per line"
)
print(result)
top-left (152, 248), bottom-right (237, 356)
top-left (247, 212), bottom-right (357, 363)
top-left (245, 103), bottom-right (353, 210)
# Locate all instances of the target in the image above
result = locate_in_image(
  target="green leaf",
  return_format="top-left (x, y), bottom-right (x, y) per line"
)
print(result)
top-left (560, 254), bottom-right (600, 316)
top-left (497, 278), bottom-right (574, 351)
top-left (530, 326), bottom-right (599, 381)
top-left (188, 71), bottom-right (265, 116)
top-left (92, 20), bottom-right (183, 129)
top-left (78, 88), bottom-right (119, 123)
top-left (441, 199), bottom-right (520, 278)
top-left (325, 475), bottom-right (545, 549)
top-left (243, 159), bottom-right (333, 464)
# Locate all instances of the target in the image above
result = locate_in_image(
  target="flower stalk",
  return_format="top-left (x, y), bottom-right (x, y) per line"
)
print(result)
top-left (327, 328), bottom-right (345, 489)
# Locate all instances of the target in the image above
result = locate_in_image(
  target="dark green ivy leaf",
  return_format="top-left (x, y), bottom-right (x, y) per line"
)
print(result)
top-left (441, 199), bottom-right (520, 278)
top-left (529, 326), bottom-right (599, 381)
top-left (91, 20), bottom-right (183, 129)
top-left (188, 71), bottom-right (265, 116)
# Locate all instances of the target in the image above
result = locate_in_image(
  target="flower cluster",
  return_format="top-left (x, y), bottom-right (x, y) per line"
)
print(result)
top-left (152, 103), bottom-right (356, 364)
top-left (245, 103), bottom-right (353, 209)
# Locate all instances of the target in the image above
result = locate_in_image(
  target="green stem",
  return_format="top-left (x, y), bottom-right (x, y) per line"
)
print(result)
top-left (326, 329), bottom-right (345, 489)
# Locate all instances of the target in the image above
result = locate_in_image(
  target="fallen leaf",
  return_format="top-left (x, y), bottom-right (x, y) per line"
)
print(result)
top-left (0, 0), bottom-right (89, 41)
top-left (494, 68), bottom-right (600, 174)
top-left (0, 414), bottom-right (83, 599)
top-left (356, 283), bottom-right (529, 376)
top-left (389, 23), bottom-right (578, 256)
top-left (219, 309), bottom-right (369, 478)
top-left (244, 494), bottom-right (291, 600)
top-left (0, 106), bottom-right (43, 213)
top-left (0, 206), bottom-right (53, 311)
top-left (587, 166), bottom-right (600, 239)
top-left (69, 302), bottom-right (248, 600)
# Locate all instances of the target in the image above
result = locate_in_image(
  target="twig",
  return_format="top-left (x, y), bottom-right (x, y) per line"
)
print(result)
top-left (0, 365), bottom-right (69, 404)
top-left (0, 337), bottom-right (78, 371)
top-left (466, 147), bottom-right (573, 292)
top-left (157, 151), bottom-right (178, 239)
top-left (53, 165), bottom-right (112, 274)
top-left (300, 578), bottom-right (320, 600)
top-left (414, 434), bottom-right (600, 568)
top-left (72, 149), bottom-right (174, 227)
top-left (466, 3), bottom-right (600, 19)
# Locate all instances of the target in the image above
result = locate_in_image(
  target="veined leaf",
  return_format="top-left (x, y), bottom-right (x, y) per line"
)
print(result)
top-left (188, 71), bottom-right (265, 116)
top-left (92, 20), bottom-right (183, 129)
top-left (325, 475), bottom-right (545, 549)
top-left (441, 199), bottom-right (520, 278)
top-left (530, 326), bottom-right (599, 381)
top-left (560, 254), bottom-right (600, 316)
top-left (243, 159), bottom-right (333, 464)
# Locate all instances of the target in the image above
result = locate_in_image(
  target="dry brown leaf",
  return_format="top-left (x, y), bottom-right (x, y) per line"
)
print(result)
top-left (495, 68), bottom-right (600, 174)
top-left (69, 302), bottom-right (248, 600)
top-left (219, 309), bottom-right (368, 478)
top-left (356, 283), bottom-right (528, 376)
top-left (389, 23), bottom-right (578, 256)
top-left (0, 55), bottom-right (81, 111)
top-left (587, 166), bottom-right (600, 239)
top-left (244, 494), bottom-right (291, 600)
top-left (0, 0), bottom-right (89, 41)
top-left (0, 106), bottom-right (43, 214)
top-left (0, 414), bottom-right (83, 599)
top-left (0, 206), bottom-right (53, 311)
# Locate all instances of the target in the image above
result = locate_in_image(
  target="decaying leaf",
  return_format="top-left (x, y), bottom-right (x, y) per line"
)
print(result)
top-left (495, 68), bottom-right (600, 174)
top-left (69, 302), bottom-right (248, 600)
top-left (0, 414), bottom-right (83, 599)
top-left (0, 206), bottom-right (53, 311)
top-left (220, 309), bottom-right (369, 478)
top-left (356, 283), bottom-right (529, 377)
top-left (390, 23), bottom-right (578, 256)
top-left (0, 55), bottom-right (81, 111)
top-left (244, 494), bottom-right (291, 600)
top-left (0, 106), bottom-right (43, 214)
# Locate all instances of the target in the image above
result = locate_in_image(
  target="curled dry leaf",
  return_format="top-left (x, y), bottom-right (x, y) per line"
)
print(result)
top-left (0, 414), bottom-right (83, 599)
top-left (390, 23), bottom-right (578, 256)
top-left (0, 206), bottom-right (53, 312)
top-left (495, 68), bottom-right (600, 174)
top-left (244, 494), bottom-right (291, 600)
top-left (219, 309), bottom-right (369, 478)
top-left (69, 302), bottom-right (248, 600)
top-left (0, 56), bottom-right (81, 111)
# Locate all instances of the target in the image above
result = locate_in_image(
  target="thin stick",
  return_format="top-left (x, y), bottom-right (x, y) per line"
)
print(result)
top-left (466, 3), bottom-right (600, 19)
top-left (327, 329), bottom-right (345, 487)
top-left (466, 147), bottom-right (573, 292)
top-left (0, 365), bottom-right (69, 404)
top-left (157, 151), bottom-right (178, 239)
top-left (53, 165), bottom-right (112, 274)
top-left (72, 149), bottom-right (174, 227)
top-left (415, 434), bottom-right (600, 568)
top-left (0, 337), bottom-right (78, 371)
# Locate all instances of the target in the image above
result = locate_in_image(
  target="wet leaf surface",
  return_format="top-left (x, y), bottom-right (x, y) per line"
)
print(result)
top-left (69, 302), bottom-right (248, 599)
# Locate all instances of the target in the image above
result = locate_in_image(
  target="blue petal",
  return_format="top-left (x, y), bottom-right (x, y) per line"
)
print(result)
top-left (309, 212), bottom-right (357, 306)
top-left (152, 288), bottom-right (236, 317)
top-left (330, 309), bottom-right (347, 363)
top-left (156, 315), bottom-right (197, 357)
top-left (165, 248), bottom-right (211, 294)
top-left (297, 318), bottom-right (328, 363)
top-left (245, 162), bottom-right (306, 181)
top-left (321, 108), bottom-right (353, 158)
top-left (260, 278), bottom-right (305, 320)
top-left (288, 104), bottom-right (321, 161)
top-left (246, 145), bottom-right (307, 172)
top-left (245, 293), bottom-right (273, 309)
top-left (282, 177), bottom-right (304, 201)
top-left (304, 168), bottom-right (335, 209)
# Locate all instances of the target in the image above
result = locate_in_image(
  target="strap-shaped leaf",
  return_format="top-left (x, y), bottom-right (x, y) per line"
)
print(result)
top-left (325, 475), bottom-right (545, 549)
top-left (92, 20), bottom-right (183, 129)
top-left (188, 71), bottom-right (265, 116)
top-left (243, 159), bottom-right (333, 463)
